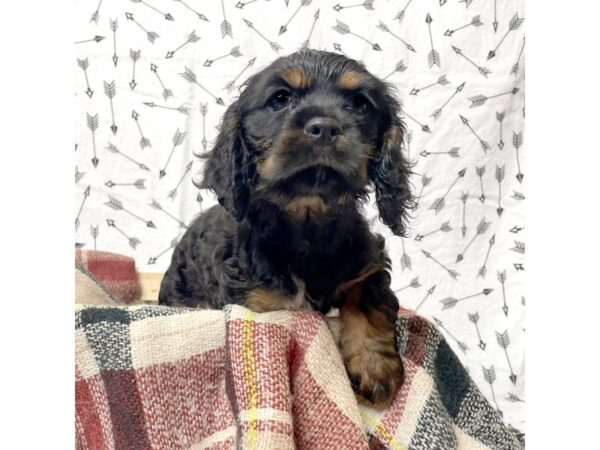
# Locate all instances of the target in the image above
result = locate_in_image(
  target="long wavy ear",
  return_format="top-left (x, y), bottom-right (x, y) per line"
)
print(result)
top-left (370, 119), bottom-right (416, 236)
top-left (199, 102), bottom-right (254, 220)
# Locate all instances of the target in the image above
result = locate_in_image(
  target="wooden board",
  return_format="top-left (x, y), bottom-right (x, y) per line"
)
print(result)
top-left (139, 272), bottom-right (164, 303)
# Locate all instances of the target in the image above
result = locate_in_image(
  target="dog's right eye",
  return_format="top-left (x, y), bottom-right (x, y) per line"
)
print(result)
top-left (268, 89), bottom-right (291, 111)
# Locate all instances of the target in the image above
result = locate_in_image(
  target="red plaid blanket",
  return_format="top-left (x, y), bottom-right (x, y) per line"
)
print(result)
top-left (75, 304), bottom-right (523, 450)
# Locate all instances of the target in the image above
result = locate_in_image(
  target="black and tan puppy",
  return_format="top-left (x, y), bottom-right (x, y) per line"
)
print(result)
top-left (159, 49), bottom-right (415, 407)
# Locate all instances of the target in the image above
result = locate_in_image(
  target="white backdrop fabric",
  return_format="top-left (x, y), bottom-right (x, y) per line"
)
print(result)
top-left (75, 0), bottom-right (525, 432)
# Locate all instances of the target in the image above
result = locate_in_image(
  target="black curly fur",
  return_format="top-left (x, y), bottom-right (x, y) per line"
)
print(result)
top-left (159, 49), bottom-right (415, 315)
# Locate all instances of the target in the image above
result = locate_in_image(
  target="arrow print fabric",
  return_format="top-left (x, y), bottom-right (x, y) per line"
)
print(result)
top-left (75, 0), bottom-right (525, 432)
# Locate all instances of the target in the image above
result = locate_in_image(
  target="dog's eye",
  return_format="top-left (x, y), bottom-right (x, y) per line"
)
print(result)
top-left (268, 89), bottom-right (291, 111)
top-left (349, 94), bottom-right (369, 114)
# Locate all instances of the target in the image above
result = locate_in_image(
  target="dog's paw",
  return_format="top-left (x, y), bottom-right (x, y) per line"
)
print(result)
top-left (344, 343), bottom-right (404, 409)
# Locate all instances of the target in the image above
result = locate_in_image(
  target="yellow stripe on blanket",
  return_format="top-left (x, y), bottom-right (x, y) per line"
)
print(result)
top-left (360, 411), bottom-right (406, 450)
top-left (242, 309), bottom-right (259, 449)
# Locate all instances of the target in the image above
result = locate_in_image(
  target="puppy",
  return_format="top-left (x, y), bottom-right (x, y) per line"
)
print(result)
top-left (159, 49), bottom-right (415, 407)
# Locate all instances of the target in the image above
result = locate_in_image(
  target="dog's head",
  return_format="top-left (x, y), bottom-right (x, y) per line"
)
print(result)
top-left (201, 49), bottom-right (414, 236)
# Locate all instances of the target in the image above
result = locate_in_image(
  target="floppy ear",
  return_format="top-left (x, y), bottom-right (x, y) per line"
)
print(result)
top-left (370, 120), bottom-right (415, 236)
top-left (199, 102), bottom-right (254, 220)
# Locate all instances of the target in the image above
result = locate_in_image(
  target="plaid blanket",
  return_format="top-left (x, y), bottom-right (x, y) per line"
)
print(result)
top-left (75, 303), bottom-right (524, 450)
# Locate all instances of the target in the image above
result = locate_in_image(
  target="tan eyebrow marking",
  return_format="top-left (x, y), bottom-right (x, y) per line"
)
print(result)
top-left (280, 67), bottom-right (310, 89)
top-left (338, 71), bottom-right (366, 90)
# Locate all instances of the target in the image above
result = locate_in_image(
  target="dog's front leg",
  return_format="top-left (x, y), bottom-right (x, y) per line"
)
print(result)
top-left (338, 270), bottom-right (404, 409)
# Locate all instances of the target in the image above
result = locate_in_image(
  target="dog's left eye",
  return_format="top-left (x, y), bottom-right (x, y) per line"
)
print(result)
top-left (348, 94), bottom-right (370, 114)
top-left (268, 89), bottom-right (291, 111)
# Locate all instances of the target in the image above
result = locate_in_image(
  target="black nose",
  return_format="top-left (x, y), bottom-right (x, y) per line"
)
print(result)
top-left (303, 117), bottom-right (343, 145)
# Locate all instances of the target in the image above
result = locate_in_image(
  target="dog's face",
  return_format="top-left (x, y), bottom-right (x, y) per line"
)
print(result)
top-left (201, 50), bottom-right (414, 235)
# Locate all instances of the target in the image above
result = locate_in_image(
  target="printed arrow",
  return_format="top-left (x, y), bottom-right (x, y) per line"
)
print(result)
top-left (159, 128), bottom-right (187, 178)
top-left (444, 15), bottom-right (482, 36)
top-left (495, 165), bottom-right (505, 216)
top-left (125, 12), bottom-right (159, 43)
top-left (130, 0), bottom-right (174, 21)
top-left (333, 43), bottom-right (344, 54)
top-left (460, 192), bottom-right (468, 237)
top-left (468, 312), bottom-right (486, 350)
top-left (129, 49), bottom-right (141, 90)
top-left (482, 365), bottom-right (502, 414)
top-left (511, 37), bottom-right (525, 77)
top-left (220, 0), bottom-right (233, 37)
top-left (476, 165), bottom-right (486, 203)
top-left (77, 58), bottom-right (94, 98)
top-left (405, 130), bottom-right (413, 161)
top-left (131, 110), bottom-right (151, 149)
top-left (395, 0), bottom-right (413, 23)
top-left (90, 0), bottom-right (103, 24)
top-left (510, 225), bottom-right (524, 234)
top-left (488, 13), bottom-right (524, 60)
top-left (243, 19), bottom-right (281, 52)
top-left (225, 58), bottom-right (256, 92)
top-left (410, 75), bottom-right (449, 95)
top-left (459, 0), bottom-right (475, 8)
top-left (393, 277), bottom-right (421, 294)
top-left (514, 263), bottom-right (524, 271)
top-left (513, 131), bottom-right (524, 182)
top-left (180, 66), bottom-right (224, 105)
top-left (167, 161), bottom-right (193, 200)
top-left (510, 241), bottom-right (525, 254)
top-left (204, 46), bottom-right (242, 67)
top-left (430, 168), bottom-right (466, 214)
top-left (105, 195), bottom-right (156, 228)
top-left (86, 113), bottom-right (99, 167)
top-left (457, 217), bottom-right (490, 262)
top-left (382, 60), bottom-right (407, 81)
top-left (452, 46), bottom-right (491, 78)
top-left (511, 191), bottom-right (525, 201)
top-left (109, 18), bottom-right (118, 66)
top-left (106, 142), bottom-right (150, 171)
top-left (75, 35), bottom-right (105, 44)
top-left (425, 13), bottom-right (441, 68)
top-left (431, 81), bottom-right (465, 120)
top-left (90, 224), bottom-right (99, 251)
top-left (333, 20), bottom-right (381, 51)
top-left (414, 221), bottom-right (451, 241)
top-left (403, 109), bottom-right (430, 133)
top-left (419, 147), bottom-right (459, 158)
top-left (143, 102), bottom-right (190, 115)
top-left (459, 115), bottom-right (490, 152)
top-left (496, 111), bottom-right (505, 149)
top-left (75, 186), bottom-right (91, 231)
top-left (497, 270), bottom-right (509, 316)
top-left (174, 0), bottom-right (208, 21)
top-left (422, 250), bottom-right (460, 280)
top-left (106, 218), bottom-right (141, 249)
top-left (417, 174), bottom-right (432, 199)
top-left (235, 0), bottom-right (259, 9)
top-left (469, 87), bottom-right (519, 108)
top-left (148, 237), bottom-right (179, 265)
top-left (333, 0), bottom-right (374, 12)
top-left (302, 9), bottom-right (320, 49)
top-left (376, 21), bottom-right (415, 52)
top-left (507, 393), bottom-right (524, 403)
top-left (496, 330), bottom-right (517, 384)
top-left (414, 285), bottom-right (436, 312)
top-left (196, 103), bottom-right (207, 151)
top-left (493, 0), bottom-right (498, 32)
top-left (150, 200), bottom-right (188, 228)
top-left (103, 80), bottom-right (118, 135)
top-left (440, 288), bottom-right (493, 310)
top-left (399, 237), bottom-right (411, 271)
top-left (478, 234), bottom-right (496, 278)
top-left (166, 30), bottom-right (200, 59)
top-left (150, 63), bottom-right (174, 101)
top-left (433, 317), bottom-right (468, 353)
top-left (279, 0), bottom-right (312, 35)
top-left (75, 166), bottom-right (86, 184)
top-left (105, 179), bottom-right (146, 189)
